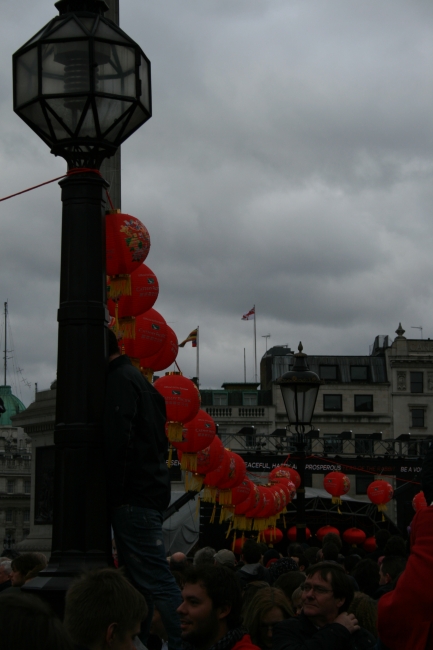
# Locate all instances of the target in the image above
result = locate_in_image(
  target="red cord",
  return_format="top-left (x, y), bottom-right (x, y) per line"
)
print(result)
top-left (0, 167), bottom-right (115, 209)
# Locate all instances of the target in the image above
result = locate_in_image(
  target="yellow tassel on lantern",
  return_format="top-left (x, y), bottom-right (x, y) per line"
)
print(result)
top-left (185, 472), bottom-right (190, 491)
top-left (226, 521), bottom-right (233, 538)
top-left (218, 489), bottom-right (233, 505)
top-left (203, 486), bottom-right (218, 503)
top-left (187, 473), bottom-right (204, 492)
top-left (210, 504), bottom-right (216, 524)
top-left (118, 316), bottom-right (135, 340)
top-left (377, 503), bottom-right (388, 512)
top-left (167, 422), bottom-right (184, 442)
top-left (140, 367), bottom-right (153, 382)
top-left (232, 533), bottom-right (237, 552)
top-left (168, 445), bottom-right (173, 469)
top-left (220, 506), bottom-right (234, 523)
top-left (180, 453), bottom-right (198, 472)
top-left (332, 496), bottom-right (343, 506)
top-left (108, 274), bottom-right (132, 299)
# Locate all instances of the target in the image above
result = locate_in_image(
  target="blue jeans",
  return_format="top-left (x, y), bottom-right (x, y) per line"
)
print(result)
top-left (112, 505), bottom-right (183, 650)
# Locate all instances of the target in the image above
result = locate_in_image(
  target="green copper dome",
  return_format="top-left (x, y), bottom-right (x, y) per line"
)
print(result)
top-left (0, 385), bottom-right (26, 426)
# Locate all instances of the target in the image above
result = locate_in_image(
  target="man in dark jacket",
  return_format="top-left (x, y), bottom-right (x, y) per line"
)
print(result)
top-left (236, 540), bottom-right (270, 589)
top-left (273, 562), bottom-right (375, 650)
top-left (104, 329), bottom-right (182, 650)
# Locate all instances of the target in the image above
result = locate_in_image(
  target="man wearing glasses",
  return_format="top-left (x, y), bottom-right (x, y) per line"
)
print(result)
top-left (273, 562), bottom-right (375, 650)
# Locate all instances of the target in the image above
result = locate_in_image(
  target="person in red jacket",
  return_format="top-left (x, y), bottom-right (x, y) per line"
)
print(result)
top-left (377, 505), bottom-right (433, 650)
top-left (177, 565), bottom-right (259, 650)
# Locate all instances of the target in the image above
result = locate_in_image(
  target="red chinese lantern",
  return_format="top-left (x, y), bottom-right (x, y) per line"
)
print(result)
top-left (233, 537), bottom-right (245, 555)
top-left (107, 263), bottom-right (159, 319)
top-left (316, 525), bottom-right (340, 543)
top-left (171, 410), bottom-right (216, 471)
top-left (180, 436), bottom-right (225, 492)
top-left (287, 526), bottom-right (311, 542)
top-left (233, 483), bottom-right (259, 530)
top-left (139, 326), bottom-right (178, 379)
top-left (203, 450), bottom-right (231, 503)
top-left (263, 528), bottom-right (283, 545)
top-left (412, 491), bottom-right (428, 512)
top-left (343, 528), bottom-right (366, 546)
top-left (272, 477), bottom-right (296, 503)
top-left (218, 453), bottom-right (247, 504)
top-left (363, 537), bottom-right (377, 553)
top-left (219, 478), bottom-right (253, 524)
top-left (323, 472), bottom-right (350, 505)
top-left (119, 308), bottom-right (167, 359)
top-left (269, 466), bottom-right (301, 489)
top-left (367, 480), bottom-right (393, 512)
top-left (244, 484), bottom-right (267, 519)
top-left (106, 211), bottom-right (150, 276)
top-left (252, 487), bottom-right (281, 531)
top-left (154, 372), bottom-right (201, 442)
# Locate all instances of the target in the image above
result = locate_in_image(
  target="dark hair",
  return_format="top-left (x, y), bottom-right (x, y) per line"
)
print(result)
top-left (107, 328), bottom-right (120, 356)
top-left (322, 533), bottom-right (342, 551)
top-left (343, 555), bottom-right (360, 574)
top-left (347, 593), bottom-right (378, 639)
top-left (287, 543), bottom-right (304, 558)
top-left (306, 562), bottom-right (354, 612)
top-left (374, 529), bottom-right (391, 550)
top-left (64, 568), bottom-right (147, 647)
top-left (303, 547), bottom-right (320, 565)
top-left (380, 555), bottom-right (407, 581)
top-left (383, 536), bottom-right (407, 558)
top-left (184, 565), bottom-right (242, 629)
top-left (263, 550), bottom-right (280, 567)
top-left (242, 540), bottom-right (262, 564)
top-left (322, 542), bottom-right (340, 562)
top-left (243, 587), bottom-right (293, 646)
top-left (193, 547), bottom-right (216, 567)
top-left (352, 559), bottom-right (379, 598)
top-left (11, 553), bottom-right (45, 579)
top-left (0, 592), bottom-right (74, 650)
top-left (273, 571), bottom-right (306, 600)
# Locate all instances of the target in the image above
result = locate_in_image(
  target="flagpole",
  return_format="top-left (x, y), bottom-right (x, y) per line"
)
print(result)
top-left (254, 304), bottom-right (257, 383)
top-left (244, 348), bottom-right (246, 383)
top-left (196, 325), bottom-right (200, 387)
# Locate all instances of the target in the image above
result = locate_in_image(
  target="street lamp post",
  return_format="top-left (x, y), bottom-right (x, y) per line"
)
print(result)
top-left (276, 343), bottom-right (321, 543)
top-left (12, 0), bottom-right (151, 607)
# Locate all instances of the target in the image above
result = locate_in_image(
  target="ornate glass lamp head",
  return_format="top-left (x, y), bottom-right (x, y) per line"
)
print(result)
top-left (13, 0), bottom-right (151, 168)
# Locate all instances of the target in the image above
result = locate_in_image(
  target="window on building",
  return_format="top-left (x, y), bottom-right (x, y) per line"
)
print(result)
top-left (7, 480), bottom-right (15, 494)
top-left (243, 393), bottom-right (258, 406)
top-left (323, 395), bottom-right (342, 411)
top-left (354, 395), bottom-right (373, 412)
top-left (319, 366), bottom-right (338, 380)
top-left (350, 366), bottom-right (368, 381)
top-left (411, 409), bottom-right (425, 428)
top-left (5, 509), bottom-right (13, 524)
top-left (356, 475), bottom-right (371, 495)
top-left (213, 393), bottom-right (228, 406)
top-left (23, 509), bottom-right (30, 524)
top-left (355, 436), bottom-right (374, 454)
top-left (24, 480), bottom-right (31, 494)
top-left (323, 435), bottom-right (343, 453)
top-left (410, 372), bottom-right (423, 394)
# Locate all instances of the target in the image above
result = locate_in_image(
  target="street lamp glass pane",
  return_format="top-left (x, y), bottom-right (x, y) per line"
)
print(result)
top-left (19, 103), bottom-right (51, 137)
top-left (16, 48), bottom-right (38, 106)
top-left (42, 41), bottom-right (90, 95)
top-left (95, 96), bottom-right (132, 133)
top-left (121, 104), bottom-right (147, 139)
top-left (96, 44), bottom-right (136, 97)
top-left (95, 20), bottom-right (129, 44)
top-left (77, 104), bottom-right (96, 137)
top-left (46, 98), bottom-right (76, 137)
top-left (45, 18), bottom-right (86, 39)
top-left (281, 383), bottom-right (319, 425)
top-left (139, 54), bottom-right (150, 112)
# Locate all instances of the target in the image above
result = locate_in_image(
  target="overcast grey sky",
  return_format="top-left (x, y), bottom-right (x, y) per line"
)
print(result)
top-left (1, 0), bottom-right (433, 406)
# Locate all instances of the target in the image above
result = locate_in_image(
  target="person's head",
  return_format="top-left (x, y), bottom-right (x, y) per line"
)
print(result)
top-left (379, 556), bottom-right (407, 586)
top-left (352, 559), bottom-right (380, 597)
top-left (374, 529), bottom-right (391, 550)
top-left (243, 587), bottom-right (293, 650)
top-left (343, 555), bottom-right (360, 575)
top-left (347, 592), bottom-right (378, 639)
top-left (383, 536), bottom-right (407, 558)
top-left (193, 547), bottom-right (216, 567)
top-left (301, 562), bottom-right (354, 627)
top-left (10, 553), bottom-right (46, 587)
top-left (64, 568), bottom-right (147, 650)
top-left (303, 546), bottom-right (320, 565)
top-left (241, 540), bottom-right (262, 565)
top-left (263, 549), bottom-right (280, 568)
top-left (291, 586), bottom-right (304, 616)
top-left (0, 560), bottom-right (12, 584)
top-left (0, 592), bottom-right (74, 650)
top-left (170, 552), bottom-right (189, 573)
top-left (273, 571), bottom-right (306, 602)
top-left (107, 328), bottom-right (120, 359)
top-left (214, 549), bottom-right (236, 570)
top-left (287, 543), bottom-right (304, 558)
top-left (177, 566), bottom-right (243, 650)
top-left (322, 533), bottom-right (342, 551)
top-left (321, 542), bottom-right (340, 563)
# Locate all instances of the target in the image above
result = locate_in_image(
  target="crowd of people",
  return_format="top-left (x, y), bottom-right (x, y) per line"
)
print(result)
top-left (0, 514), bottom-right (432, 650)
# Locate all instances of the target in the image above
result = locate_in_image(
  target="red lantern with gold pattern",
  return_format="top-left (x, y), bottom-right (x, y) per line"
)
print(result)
top-left (367, 480), bottom-right (393, 512)
top-left (106, 211), bottom-right (150, 276)
top-left (217, 453), bottom-right (247, 504)
top-left (287, 526), bottom-right (311, 542)
top-left (154, 372), bottom-right (201, 442)
top-left (203, 450), bottom-right (231, 503)
top-left (269, 465), bottom-right (301, 489)
top-left (316, 525), bottom-right (340, 543)
top-left (107, 263), bottom-right (159, 319)
top-left (363, 537), bottom-right (377, 553)
top-left (271, 477), bottom-right (296, 503)
top-left (412, 491), bottom-right (428, 512)
top-left (171, 410), bottom-right (216, 471)
top-left (343, 528), bottom-right (366, 546)
top-left (234, 483), bottom-right (259, 530)
top-left (323, 472), bottom-right (350, 505)
top-left (119, 308), bottom-right (167, 359)
top-left (179, 436), bottom-right (224, 492)
top-left (232, 479), bottom-right (254, 507)
top-left (139, 326), bottom-right (178, 379)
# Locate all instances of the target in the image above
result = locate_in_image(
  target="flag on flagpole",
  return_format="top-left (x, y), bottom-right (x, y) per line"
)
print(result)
top-left (242, 307), bottom-right (255, 321)
top-left (179, 328), bottom-right (198, 348)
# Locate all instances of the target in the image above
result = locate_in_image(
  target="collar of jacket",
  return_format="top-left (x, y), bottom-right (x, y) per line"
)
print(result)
top-left (108, 354), bottom-right (132, 372)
